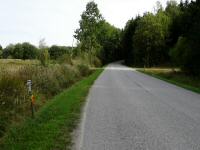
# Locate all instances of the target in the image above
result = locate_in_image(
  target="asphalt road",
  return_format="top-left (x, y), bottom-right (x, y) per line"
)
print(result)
top-left (76, 62), bottom-right (200, 150)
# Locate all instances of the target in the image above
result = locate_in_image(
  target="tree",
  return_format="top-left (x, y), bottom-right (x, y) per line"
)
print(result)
top-left (13, 44), bottom-right (23, 59)
top-left (121, 17), bottom-right (140, 65)
top-left (74, 1), bottom-right (103, 64)
top-left (2, 44), bottom-right (15, 58)
top-left (165, 0), bottom-right (182, 47)
top-left (170, 0), bottom-right (200, 75)
top-left (39, 38), bottom-right (47, 49)
top-left (38, 39), bottom-right (50, 66)
top-left (154, 1), bottom-right (163, 13)
top-left (96, 21), bottom-right (122, 64)
top-left (21, 42), bottom-right (38, 59)
top-left (0, 45), bottom-right (2, 58)
top-left (39, 49), bottom-right (50, 66)
top-left (1, 43), bottom-right (38, 59)
top-left (49, 45), bottom-right (71, 60)
top-left (170, 36), bottom-right (198, 74)
top-left (133, 12), bottom-right (170, 67)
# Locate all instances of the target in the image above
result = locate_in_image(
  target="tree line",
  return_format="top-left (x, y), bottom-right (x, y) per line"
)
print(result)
top-left (121, 0), bottom-right (200, 76)
top-left (0, 42), bottom-right (72, 60)
top-left (74, 1), bottom-right (123, 65)
top-left (1, 0), bottom-right (199, 75)
top-left (74, 0), bottom-right (200, 76)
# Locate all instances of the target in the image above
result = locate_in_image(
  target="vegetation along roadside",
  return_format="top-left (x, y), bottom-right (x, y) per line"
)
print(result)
top-left (138, 68), bottom-right (200, 94)
top-left (0, 69), bottom-right (103, 150)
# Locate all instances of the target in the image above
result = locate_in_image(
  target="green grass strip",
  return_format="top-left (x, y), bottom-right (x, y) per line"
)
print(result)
top-left (1, 69), bottom-right (103, 150)
top-left (138, 70), bottom-right (200, 94)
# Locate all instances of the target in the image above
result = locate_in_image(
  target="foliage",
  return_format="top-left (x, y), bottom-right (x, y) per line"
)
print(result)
top-left (58, 53), bottom-right (72, 65)
top-left (165, 0), bottom-right (182, 47)
top-left (97, 21), bottom-right (122, 64)
top-left (38, 38), bottom-right (47, 49)
top-left (2, 44), bottom-right (15, 59)
top-left (120, 0), bottom-right (199, 76)
top-left (121, 17), bottom-right (140, 65)
top-left (170, 35), bottom-right (200, 75)
top-left (133, 12), bottom-right (170, 67)
top-left (38, 49), bottom-right (50, 66)
top-left (121, 2), bottom-right (171, 67)
top-left (75, 1), bottom-right (122, 65)
top-left (77, 64), bottom-right (91, 77)
top-left (0, 58), bottom-right (92, 139)
top-left (0, 45), bottom-right (2, 58)
top-left (2, 43), bottom-right (38, 59)
top-left (49, 45), bottom-right (72, 60)
top-left (74, 1), bottom-right (103, 55)
top-left (169, 0), bottom-right (200, 75)
top-left (1, 69), bottom-right (102, 150)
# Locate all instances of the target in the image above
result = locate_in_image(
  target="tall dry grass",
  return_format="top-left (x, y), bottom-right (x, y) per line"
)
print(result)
top-left (0, 60), bottom-right (92, 138)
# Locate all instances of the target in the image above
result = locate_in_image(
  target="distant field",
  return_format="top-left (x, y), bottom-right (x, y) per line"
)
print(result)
top-left (138, 68), bottom-right (200, 93)
top-left (0, 59), bottom-right (39, 65)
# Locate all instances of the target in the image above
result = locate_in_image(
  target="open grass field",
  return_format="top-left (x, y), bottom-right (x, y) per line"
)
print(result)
top-left (0, 69), bottom-right (103, 150)
top-left (138, 68), bottom-right (200, 93)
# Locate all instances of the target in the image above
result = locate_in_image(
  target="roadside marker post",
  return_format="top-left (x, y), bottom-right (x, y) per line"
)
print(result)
top-left (27, 80), bottom-right (34, 118)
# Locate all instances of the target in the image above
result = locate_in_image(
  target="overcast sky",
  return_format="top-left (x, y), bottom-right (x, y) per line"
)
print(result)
top-left (0, 0), bottom-right (179, 47)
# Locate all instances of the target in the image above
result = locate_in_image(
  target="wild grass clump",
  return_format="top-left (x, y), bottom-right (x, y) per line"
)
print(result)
top-left (58, 54), bottom-right (73, 65)
top-left (77, 64), bottom-right (91, 76)
top-left (0, 69), bottom-right (29, 138)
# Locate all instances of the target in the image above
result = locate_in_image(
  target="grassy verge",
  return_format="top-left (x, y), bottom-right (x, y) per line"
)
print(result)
top-left (138, 69), bottom-right (200, 94)
top-left (1, 69), bottom-right (103, 150)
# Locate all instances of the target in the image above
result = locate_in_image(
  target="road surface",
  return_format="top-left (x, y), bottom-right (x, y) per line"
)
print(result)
top-left (76, 62), bottom-right (200, 150)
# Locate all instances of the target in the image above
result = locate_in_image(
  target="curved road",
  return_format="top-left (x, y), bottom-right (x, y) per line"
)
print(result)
top-left (76, 62), bottom-right (200, 150)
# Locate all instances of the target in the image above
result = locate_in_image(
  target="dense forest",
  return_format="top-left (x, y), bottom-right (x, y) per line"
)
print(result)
top-left (74, 0), bottom-right (200, 76)
top-left (121, 0), bottom-right (200, 76)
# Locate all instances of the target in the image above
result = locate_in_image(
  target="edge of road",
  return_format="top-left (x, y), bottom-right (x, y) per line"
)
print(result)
top-left (72, 68), bottom-right (105, 150)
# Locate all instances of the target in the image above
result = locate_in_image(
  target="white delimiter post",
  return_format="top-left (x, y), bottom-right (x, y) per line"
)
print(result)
top-left (27, 80), bottom-right (34, 118)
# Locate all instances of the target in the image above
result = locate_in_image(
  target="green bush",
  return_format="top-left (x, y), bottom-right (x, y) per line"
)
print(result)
top-left (77, 64), bottom-right (91, 76)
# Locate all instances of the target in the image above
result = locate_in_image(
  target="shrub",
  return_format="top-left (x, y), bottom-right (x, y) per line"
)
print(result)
top-left (77, 64), bottom-right (91, 77)
top-left (92, 56), bottom-right (102, 67)
top-left (49, 45), bottom-right (71, 60)
top-left (58, 54), bottom-right (73, 65)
